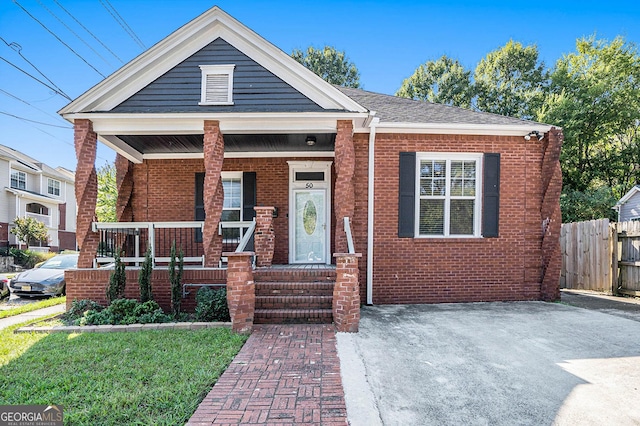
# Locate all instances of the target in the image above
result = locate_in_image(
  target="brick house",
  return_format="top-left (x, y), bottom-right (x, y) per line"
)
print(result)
top-left (0, 144), bottom-right (76, 252)
top-left (60, 6), bottom-right (562, 326)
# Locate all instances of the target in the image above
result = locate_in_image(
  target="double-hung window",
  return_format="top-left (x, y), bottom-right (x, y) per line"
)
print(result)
top-left (417, 154), bottom-right (482, 237)
top-left (399, 152), bottom-right (500, 239)
top-left (10, 170), bottom-right (26, 190)
top-left (47, 178), bottom-right (61, 196)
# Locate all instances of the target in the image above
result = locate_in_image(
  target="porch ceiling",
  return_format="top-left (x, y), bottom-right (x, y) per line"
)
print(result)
top-left (116, 133), bottom-right (336, 154)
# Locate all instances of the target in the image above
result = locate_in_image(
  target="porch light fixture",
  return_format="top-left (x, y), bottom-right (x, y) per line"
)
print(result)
top-left (306, 136), bottom-right (316, 146)
top-left (524, 130), bottom-right (544, 141)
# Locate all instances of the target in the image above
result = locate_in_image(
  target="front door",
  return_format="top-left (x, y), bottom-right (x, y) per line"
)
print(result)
top-left (292, 189), bottom-right (327, 263)
top-left (288, 161), bottom-right (332, 264)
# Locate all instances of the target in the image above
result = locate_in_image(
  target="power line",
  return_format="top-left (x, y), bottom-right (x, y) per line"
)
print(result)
top-left (52, 0), bottom-right (124, 64)
top-left (99, 0), bottom-right (145, 49)
top-left (0, 88), bottom-right (69, 124)
top-left (0, 36), bottom-right (71, 100)
top-left (35, 0), bottom-right (112, 67)
top-left (0, 111), bottom-right (72, 128)
top-left (12, 0), bottom-right (106, 78)
top-left (0, 56), bottom-right (72, 100)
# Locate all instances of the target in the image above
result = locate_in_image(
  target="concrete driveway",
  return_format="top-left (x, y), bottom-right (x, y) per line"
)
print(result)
top-left (337, 301), bottom-right (640, 426)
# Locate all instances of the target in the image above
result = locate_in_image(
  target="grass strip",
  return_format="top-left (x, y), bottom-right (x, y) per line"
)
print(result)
top-left (0, 296), bottom-right (66, 319)
top-left (0, 322), bottom-right (247, 425)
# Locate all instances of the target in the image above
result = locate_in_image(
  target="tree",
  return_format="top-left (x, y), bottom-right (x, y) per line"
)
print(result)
top-left (291, 46), bottom-right (361, 88)
top-left (474, 40), bottom-right (549, 119)
top-left (107, 251), bottom-right (127, 303)
top-left (539, 36), bottom-right (640, 198)
top-left (396, 55), bottom-right (473, 108)
top-left (96, 162), bottom-right (117, 222)
top-left (10, 216), bottom-right (49, 247)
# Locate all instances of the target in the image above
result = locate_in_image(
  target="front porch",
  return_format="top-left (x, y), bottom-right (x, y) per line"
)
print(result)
top-left (65, 216), bottom-right (359, 331)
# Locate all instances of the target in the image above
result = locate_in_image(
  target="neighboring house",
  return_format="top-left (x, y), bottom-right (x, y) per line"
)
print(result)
top-left (59, 6), bottom-right (562, 314)
top-left (0, 144), bottom-right (76, 252)
top-left (614, 186), bottom-right (640, 221)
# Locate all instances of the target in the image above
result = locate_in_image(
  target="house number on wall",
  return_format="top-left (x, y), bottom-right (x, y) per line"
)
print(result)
top-left (305, 182), bottom-right (313, 188)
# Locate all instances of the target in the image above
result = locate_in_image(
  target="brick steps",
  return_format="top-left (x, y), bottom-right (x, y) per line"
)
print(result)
top-left (256, 282), bottom-right (334, 296)
top-left (253, 268), bottom-right (336, 324)
top-left (254, 309), bottom-right (333, 324)
top-left (256, 295), bottom-right (332, 309)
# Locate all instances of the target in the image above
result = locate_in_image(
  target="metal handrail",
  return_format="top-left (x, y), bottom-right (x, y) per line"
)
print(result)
top-left (344, 216), bottom-right (355, 254)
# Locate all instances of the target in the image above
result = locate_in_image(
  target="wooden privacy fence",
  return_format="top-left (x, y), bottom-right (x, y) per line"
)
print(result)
top-left (560, 218), bottom-right (640, 296)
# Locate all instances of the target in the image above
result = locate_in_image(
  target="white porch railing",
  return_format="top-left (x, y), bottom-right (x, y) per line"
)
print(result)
top-left (93, 221), bottom-right (205, 267)
top-left (93, 220), bottom-right (256, 268)
top-left (26, 212), bottom-right (51, 227)
top-left (344, 216), bottom-right (355, 254)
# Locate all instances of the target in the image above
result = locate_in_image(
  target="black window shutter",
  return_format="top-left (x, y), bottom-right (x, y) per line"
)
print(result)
top-left (195, 172), bottom-right (205, 242)
top-left (482, 153), bottom-right (500, 238)
top-left (242, 172), bottom-right (257, 221)
top-left (398, 152), bottom-right (416, 238)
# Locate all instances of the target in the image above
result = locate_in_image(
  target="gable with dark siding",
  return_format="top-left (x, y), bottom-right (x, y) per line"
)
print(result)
top-left (112, 38), bottom-right (327, 113)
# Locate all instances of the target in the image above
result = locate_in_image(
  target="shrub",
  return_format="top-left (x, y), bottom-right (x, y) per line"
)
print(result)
top-left (9, 248), bottom-right (56, 269)
top-left (63, 299), bottom-right (103, 322)
top-left (107, 252), bottom-right (126, 303)
top-left (77, 299), bottom-right (171, 326)
top-left (195, 287), bottom-right (230, 322)
top-left (138, 248), bottom-right (153, 303)
top-left (169, 241), bottom-right (184, 317)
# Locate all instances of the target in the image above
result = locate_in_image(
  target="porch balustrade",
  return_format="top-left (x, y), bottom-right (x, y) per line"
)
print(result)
top-left (26, 212), bottom-right (51, 227)
top-left (92, 220), bottom-right (255, 268)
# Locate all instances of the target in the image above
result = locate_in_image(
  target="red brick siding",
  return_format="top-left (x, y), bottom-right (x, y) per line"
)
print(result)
top-left (367, 133), bottom-right (547, 304)
top-left (352, 133), bottom-right (370, 300)
top-left (58, 203), bottom-right (66, 231)
top-left (130, 156), bottom-right (333, 265)
top-left (65, 268), bottom-right (226, 312)
top-left (58, 231), bottom-right (77, 251)
top-left (0, 222), bottom-right (8, 243)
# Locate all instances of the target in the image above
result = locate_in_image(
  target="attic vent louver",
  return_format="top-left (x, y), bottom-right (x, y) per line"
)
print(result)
top-left (199, 64), bottom-right (235, 105)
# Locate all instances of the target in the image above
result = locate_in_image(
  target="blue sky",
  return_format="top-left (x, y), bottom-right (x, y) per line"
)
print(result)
top-left (1, 0), bottom-right (639, 171)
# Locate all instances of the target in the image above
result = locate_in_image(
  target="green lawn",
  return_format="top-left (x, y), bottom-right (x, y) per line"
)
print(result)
top-left (0, 296), bottom-right (66, 319)
top-left (0, 322), bottom-right (248, 425)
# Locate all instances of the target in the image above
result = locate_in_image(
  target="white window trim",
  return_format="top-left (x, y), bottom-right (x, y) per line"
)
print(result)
top-left (415, 153), bottom-right (483, 238)
top-left (199, 64), bottom-right (235, 105)
top-left (47, 178), bottom-right (61, 197)
top-left (10, 170), bottom-right (27, 190)
top-left (221, 171), bottom-right (243, 221)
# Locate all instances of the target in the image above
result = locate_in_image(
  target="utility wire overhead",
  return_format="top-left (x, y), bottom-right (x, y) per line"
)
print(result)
top-left (52, 0), bottom-right (124, 64)
top-left (0, 111), bottom-right (72, 128)
top-left (0, 56), bottom-right (72, 101)
top-left (0, 36), bottom-right (71, 100)
top-left (35, 0), bottom-right (112, 67)
top-left (12, 0), bottom-right (106, 78)
top-left (0, 88), bottom-right (69, 124)
top-left (100, 0), bottom-right (145, 49)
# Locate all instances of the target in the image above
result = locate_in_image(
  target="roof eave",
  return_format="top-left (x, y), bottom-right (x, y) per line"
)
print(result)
top-left (371, 122), bottom-right (554, 136)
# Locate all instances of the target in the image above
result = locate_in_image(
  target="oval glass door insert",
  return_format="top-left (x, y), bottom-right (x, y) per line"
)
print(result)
top-left (303, 199), bottom-right (317, 235)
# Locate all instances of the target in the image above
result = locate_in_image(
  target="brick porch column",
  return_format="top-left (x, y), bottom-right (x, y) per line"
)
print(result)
top-left (203, 120), bottom-right (225, 267)
top-left (225, 252), bottom-right (255, 334)
top-left (334, 120), bottom-right (355, 254)
top-left (333, 253), bottom-right (362, 332)
top-left (254, 206), bottom-right (275, 267)
top-left (115, 153), bottom-right (134, 222)
top-left (74, 119), bottom-right (99, 268)
top-left (540, 127), bottom-right (564, 301)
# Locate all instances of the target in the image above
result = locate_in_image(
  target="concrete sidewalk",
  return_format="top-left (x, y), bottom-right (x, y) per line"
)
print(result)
top-left (0, 303), bottom-right (66, 330)
top-left (338, 302), bottom-right (640, 426)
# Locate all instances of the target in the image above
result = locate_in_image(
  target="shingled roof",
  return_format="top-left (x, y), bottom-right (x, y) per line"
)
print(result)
top-left (335, 86), bottom-right (545, 127)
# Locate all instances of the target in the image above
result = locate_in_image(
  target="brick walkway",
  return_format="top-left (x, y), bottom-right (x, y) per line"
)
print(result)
top-left (187, 324), bottom-right (348, 425)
